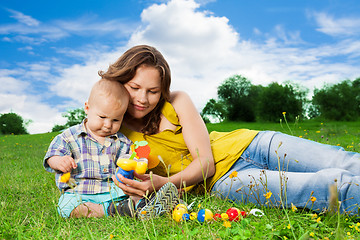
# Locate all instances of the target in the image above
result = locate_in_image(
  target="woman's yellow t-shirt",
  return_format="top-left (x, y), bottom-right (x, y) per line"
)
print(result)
top-left (120, 102), bottom-right (259, 191)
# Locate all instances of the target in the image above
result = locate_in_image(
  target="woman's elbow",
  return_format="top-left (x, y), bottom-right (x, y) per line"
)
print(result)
top-left (206, 162), bottom-right (215, 178)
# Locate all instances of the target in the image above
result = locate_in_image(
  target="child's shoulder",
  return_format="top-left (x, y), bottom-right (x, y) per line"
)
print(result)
top-left (57, 124), bottom-right (84, 140)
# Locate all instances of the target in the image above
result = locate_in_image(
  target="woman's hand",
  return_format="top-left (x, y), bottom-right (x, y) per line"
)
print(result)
top-left (112, 171), bottom-right (168, 198)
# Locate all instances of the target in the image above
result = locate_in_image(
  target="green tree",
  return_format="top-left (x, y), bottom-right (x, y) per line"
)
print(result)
top-left (52, 108), bottom-right (86, 132)
top-left (312, 78), bottom-right (360, 121)
top-left (217, 75), bottom-right (260, 122)
top-left (258, 82), bottom-right (306, 122)
top-left (201, 98), bottom-right (226, 122)
top-left (0, 112), bottom-right (29, 135)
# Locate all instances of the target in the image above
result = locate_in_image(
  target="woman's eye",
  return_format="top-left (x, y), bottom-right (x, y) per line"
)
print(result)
top-left (149, 90), bottom-right (159, 94)
top-left (130, 86), bottom-right (139, 90)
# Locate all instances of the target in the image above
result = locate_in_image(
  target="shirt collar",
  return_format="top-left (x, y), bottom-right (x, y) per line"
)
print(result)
top-left (77, 119), bottom-right (119, 140)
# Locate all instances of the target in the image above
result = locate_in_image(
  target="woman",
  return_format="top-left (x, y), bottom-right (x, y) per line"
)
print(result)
top-left (100, 45), bottom-right (360, 215)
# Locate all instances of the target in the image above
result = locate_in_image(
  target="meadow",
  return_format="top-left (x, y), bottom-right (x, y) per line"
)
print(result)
top-left (0, 120), bottom-right (359, 239)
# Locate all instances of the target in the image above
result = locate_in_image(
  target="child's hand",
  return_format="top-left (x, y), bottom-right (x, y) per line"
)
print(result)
top-left (47, 156), bottom-right (77, 173)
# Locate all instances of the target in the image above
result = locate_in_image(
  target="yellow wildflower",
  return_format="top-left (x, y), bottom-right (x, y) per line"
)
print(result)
top-left (316, 131), bottom-right (320, 133)
top-left (264, 191), bottom-right (272, 199)
top-left (229, 171), bottom-right (238, 179)
top-left (287, 224), bottom-right (291, 229)
top-left (60, 172), bottom-right (71, 183)
top-left (223, 221), bottom-right (231, 228)
top-left (347, 232), bottom-right (351, 236)
top-left (282, 112), bottom-right (286, 115)
top-left (291, 203), bottom-right (297, 212)
top-left (309, 232), bottom-right (315, 237)
top-left (316, 217), bottom-right (321, 223)
top-left (310, 196), bottom-right (317, 202)
top-left (141, 210), bottom-right (147, 215)
top-left (110, 234), bottom-right (114, 239)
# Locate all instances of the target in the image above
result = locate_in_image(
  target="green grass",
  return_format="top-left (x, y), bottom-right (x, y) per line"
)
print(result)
top-left (0, 120), bottom-right (359, 239)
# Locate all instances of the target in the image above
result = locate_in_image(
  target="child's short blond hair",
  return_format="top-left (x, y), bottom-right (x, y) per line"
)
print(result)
top-left (88, 79), bottom-right (129, 109)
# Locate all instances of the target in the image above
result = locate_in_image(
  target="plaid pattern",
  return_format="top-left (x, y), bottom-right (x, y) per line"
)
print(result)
top-left (44, 121), bottom-right (132, 194)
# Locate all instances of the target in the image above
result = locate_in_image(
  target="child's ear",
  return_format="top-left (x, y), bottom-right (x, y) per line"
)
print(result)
top-left (84, 102), bottom-right (89, 114)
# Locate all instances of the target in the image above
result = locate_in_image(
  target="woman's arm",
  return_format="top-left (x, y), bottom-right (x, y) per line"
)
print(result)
top-left (168, 91), bottom-right (215, 188)
top-left (113, 91), bottom-right (215, 197)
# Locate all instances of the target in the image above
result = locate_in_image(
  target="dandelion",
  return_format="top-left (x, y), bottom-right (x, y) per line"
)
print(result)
top-left (316, 217), bottom-right (321, 223)
top-left (110, 234), bottom-right (114, 239)
top-left (282, 112), bottom-right (286, 115)
top-left (311, 213), bottom-right (318, 219)
top-left (310, 196), bottom-right (317, 202)
top-left (229, 171), bottom-right (238, 179)
top-left (264, 191), bottom-right (272, 199)
top-left (309, 232), bottom-right (315, 237)
top-left (291, 203), bottom-right (297, 212)
top-left (347, 232), bottom-right (351, 236)
top-left (223, 221), bottom-right (231, 228)
top-left (315, 131), bottom-right (321, 133)
top-left (287, 224), bottom-right (291, 229)
top-left (60, 172), bottom-right (71, 183)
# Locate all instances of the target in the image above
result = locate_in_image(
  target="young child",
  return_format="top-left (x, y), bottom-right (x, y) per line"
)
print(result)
top-left (44, 79), bottom-right (179, 218)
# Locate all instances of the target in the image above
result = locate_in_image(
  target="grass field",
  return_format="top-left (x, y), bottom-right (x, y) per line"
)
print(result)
top-left (0, 120), bottom-right (359, 239)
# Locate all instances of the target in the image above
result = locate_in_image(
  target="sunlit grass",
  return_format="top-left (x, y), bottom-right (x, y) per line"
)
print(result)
top-left (0, 120), bottom-right (359, 239)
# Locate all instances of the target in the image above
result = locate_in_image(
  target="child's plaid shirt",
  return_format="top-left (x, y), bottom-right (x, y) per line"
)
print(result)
top-left (43, 121), bottom-right (132, 194)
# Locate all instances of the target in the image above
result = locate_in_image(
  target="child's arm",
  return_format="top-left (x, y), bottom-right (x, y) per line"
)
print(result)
top-left (47, 156), bottom-right (77, 173)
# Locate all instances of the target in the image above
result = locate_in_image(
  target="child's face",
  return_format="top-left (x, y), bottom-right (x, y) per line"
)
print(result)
top-left (84, 96), bottom-right (127, 138)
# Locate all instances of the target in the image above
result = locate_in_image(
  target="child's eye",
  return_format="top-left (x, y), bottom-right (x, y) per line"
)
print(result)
top-left (99, 116), bottom-right (106, 119)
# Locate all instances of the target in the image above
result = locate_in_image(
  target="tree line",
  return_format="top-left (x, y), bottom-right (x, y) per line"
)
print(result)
top-left (201, 75), bottom-right (360, 123)
top-left (1, 75), bottom-right (359, 135)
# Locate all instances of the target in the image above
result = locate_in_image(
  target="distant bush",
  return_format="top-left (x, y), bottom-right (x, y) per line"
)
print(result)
top-left (0, 112), bottom-right (29, 135)
top-left (312, 78), bottom-right (360, 121)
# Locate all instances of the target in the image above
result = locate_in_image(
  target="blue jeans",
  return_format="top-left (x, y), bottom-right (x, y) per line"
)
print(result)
top-left (211, 131), bottom-right (360, 214)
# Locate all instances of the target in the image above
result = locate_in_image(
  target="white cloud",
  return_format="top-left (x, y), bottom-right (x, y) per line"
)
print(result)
top-left (0, 93), bottom-right (65, 134)
top-left (2, 0), bottom-right (360, 134)
top-left (0, 10), bottom-right (136, 44)
top-left (6, 8), bottom-right (40, 27)
top-left (312, 12), bottom-right (360, 36)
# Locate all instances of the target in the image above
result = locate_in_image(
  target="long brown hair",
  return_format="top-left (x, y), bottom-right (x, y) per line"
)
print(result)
top-left (99, 45), bottom-right (171, 135)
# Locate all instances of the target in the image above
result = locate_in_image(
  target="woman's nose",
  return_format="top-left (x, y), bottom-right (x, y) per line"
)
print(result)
top-left (137, 90), bottom-right (148, 104)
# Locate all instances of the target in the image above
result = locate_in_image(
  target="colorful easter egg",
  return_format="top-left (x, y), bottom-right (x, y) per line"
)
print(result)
top-left (197, 209), bottom-right (213, 223)
top-left (226, 207), bottom-right (241, 222)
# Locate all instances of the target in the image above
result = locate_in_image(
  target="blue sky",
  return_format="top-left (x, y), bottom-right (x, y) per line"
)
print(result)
top-left (1, 0), bottom-right (360, 134)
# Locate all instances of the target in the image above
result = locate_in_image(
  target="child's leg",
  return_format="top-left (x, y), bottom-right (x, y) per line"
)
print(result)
top-left (70, 202), bottom-right (105, 218)
top-left (58, 192), bottom-right (106, 218)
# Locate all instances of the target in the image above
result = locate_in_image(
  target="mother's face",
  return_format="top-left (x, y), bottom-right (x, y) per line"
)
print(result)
top-left (123, 65), bottom-right (162, 119)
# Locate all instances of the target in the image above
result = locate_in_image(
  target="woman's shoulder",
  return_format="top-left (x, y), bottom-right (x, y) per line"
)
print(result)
top-left (169, 91), bottom-right (193, 112)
